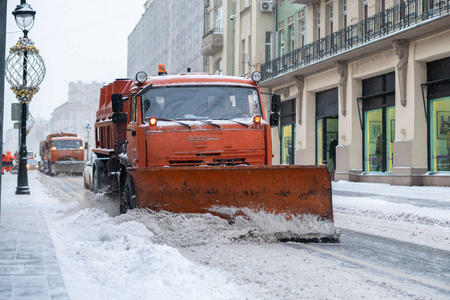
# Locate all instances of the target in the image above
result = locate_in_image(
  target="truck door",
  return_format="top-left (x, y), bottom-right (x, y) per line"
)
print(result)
top-left (127, 95), bottom-right (139, 167)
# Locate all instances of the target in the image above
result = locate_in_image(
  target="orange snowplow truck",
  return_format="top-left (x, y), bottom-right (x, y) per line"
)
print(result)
top-left (92, 66), bottom-right (339, 242)
top-left (39, 133), bottom-right (85, 176)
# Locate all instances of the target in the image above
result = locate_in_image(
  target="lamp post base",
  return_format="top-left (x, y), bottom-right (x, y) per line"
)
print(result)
top-left (15, 186), bottom-right (30, 195)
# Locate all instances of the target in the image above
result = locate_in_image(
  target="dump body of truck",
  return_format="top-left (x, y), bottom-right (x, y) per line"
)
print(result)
top-left (92, 68), bottom-right (339, 242)
top-left (38, 133), bottom-right (85, 175)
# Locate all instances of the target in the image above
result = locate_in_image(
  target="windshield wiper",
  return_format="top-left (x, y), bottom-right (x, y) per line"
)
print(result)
top-left (200, 120), bottom-right (221, 129)
top-left (157, 118), bottom-right (191, 129)
top-left (216, 119), bottom-right (249, 128)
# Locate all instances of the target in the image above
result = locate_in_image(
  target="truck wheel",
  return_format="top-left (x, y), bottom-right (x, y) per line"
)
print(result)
top-left (120, 174), bottom-right (136, 214)
top-left (93, 160), bottom-right (107, 194)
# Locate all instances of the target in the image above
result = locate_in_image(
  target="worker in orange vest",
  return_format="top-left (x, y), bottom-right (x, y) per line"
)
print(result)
top-left (1, 153), bottom-right (5, 174)
top-left (3, 151), bottom-right (15, 172)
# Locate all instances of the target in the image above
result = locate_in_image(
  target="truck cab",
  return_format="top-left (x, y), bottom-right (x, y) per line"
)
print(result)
top-left (123, 73), bottom-right (272, 169)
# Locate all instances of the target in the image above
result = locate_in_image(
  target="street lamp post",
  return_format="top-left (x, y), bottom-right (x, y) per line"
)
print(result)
top-left (5, 0), bottom-right (45, 195)
top-left (85, 123), bottom-right (91, 161)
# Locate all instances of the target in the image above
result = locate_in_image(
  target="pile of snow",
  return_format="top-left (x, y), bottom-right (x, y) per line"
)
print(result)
top-left (50, 207), bottom-right (247, 300)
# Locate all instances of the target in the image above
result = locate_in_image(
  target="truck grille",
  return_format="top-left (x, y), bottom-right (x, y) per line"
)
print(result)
top-left (196, 153), bottom-right (221, 157)
top-left (213, 158), bottom-right (247, 166)
top-left (169, 160), bottom-right (204, 166)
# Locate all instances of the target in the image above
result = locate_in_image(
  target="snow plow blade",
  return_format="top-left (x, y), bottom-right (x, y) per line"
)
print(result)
top-left (50, 161), bottom-right (85, 175)
top-left (128, 165), bottom-right (339, 243)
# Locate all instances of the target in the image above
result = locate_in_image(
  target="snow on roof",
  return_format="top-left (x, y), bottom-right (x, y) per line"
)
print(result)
top-left (145, 74), bottom-right (258, 87)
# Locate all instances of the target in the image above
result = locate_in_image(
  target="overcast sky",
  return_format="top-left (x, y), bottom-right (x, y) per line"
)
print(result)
top-left (3, 0), bottom-right (145, 130)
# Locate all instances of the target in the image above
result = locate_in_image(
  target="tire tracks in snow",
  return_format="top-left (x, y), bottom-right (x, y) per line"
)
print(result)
top-left (288, 229), bottom-right (450, 296)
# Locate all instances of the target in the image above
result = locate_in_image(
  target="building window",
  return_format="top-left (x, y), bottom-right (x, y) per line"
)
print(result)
top-left (265, 32), bottom-right (272, 62)
top-left (361, 72), bottom-right (396, 172)
top-left (216, 6), bottom-right (223, 31)
top-left (362, 0), bottom-right (368, 20)
top-left (299, 19), bottom-right (305, 48)
top-left (327, 4), bottom-right (334, 35)
top-left (188, 35), bottom-right (192, 60)
top-left (188, 1), bottom-right (193, 25)
top-left (342, 0), bottom-right (347, 28)
top-left (248, 35), bottom-right (252, 70)
top-left (242, 39), bottom-right (246, 75)
top-left (279, 30), bottom-right (285, 56)
top-left (181, 4), bottom-right (186, 30)
top-left (362, 0), bottom-right (369, 36)
top-left (182, 42), bottom-right (186, 65)
top-left (289, 25), bottom-right (295, 52)
top-left (316, 10), bottom-right (321, 40)
top-left (194, 30), bottom-right (199, 55)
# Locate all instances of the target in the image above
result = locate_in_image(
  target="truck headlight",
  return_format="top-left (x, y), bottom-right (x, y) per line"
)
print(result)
top-left (136, 71), bottom-right (148, 84)
top-left (251, 71), bottom-right (262, 83)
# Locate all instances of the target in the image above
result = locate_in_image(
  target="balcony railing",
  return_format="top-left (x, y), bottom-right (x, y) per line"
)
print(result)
top-left (202, 27), bottom-right (223, 39)
top-left (262, 0), bottom-right (450, 81)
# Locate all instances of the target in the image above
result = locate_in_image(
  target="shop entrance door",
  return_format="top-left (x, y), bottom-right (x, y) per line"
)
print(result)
top-left (361, 72), bottom-right (395, 172)
top-left (425, 57), bottom-right (450, 171)
top-left (316, 116), bottom-right (338, 170)
top-left (364, 107), bottom-right (395, 172)
top-left (316, 88), bottom-right (339, 170)
top-left (280, 99), bottom-right (296, 165)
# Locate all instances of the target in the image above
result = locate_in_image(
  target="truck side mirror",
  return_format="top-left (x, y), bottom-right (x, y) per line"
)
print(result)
top-left (112, 93), bottom-right (124, 113)
top-left (112, 112), bottom-right (127, 124)
top-left (270, 112), bottom-right (279, 127)
top-left (271, 95), bottom-right (281, 113)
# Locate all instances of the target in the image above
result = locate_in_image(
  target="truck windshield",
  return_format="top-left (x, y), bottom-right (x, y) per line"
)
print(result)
top-left (52, 140), bottom-right (82, 149)
top-left (141, 86), bottom-right (262, 121)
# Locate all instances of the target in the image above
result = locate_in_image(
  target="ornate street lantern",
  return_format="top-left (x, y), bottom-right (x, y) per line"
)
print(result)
top-left (5, 1), bottom-right (45, 195)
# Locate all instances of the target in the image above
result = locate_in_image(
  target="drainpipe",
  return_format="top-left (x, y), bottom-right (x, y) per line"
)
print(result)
top-left (232, 1), bottom-right (236, 75)
top-left (273, 0), bottom-right (277, 60)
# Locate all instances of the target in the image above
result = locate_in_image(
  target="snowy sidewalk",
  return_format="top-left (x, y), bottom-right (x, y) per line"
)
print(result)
top-left (0, 173), bottom-right (69, 300)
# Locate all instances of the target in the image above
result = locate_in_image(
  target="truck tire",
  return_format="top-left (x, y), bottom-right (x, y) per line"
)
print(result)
top-left (120, 173), bottom-right (136, 214)
top-left (93, 164), bottom-right (105, 194)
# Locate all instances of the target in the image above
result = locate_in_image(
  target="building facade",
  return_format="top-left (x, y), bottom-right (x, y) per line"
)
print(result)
top-left (128, 0), bottom-right (450, 186)
top-left (260, 0), bottom-right (450, 186)
top-left (202, 0), bottom-right (275, 77)
top-left (49, 81), bottom-right (105, 159)
top-left (127, 0), bottom-right (205, 77)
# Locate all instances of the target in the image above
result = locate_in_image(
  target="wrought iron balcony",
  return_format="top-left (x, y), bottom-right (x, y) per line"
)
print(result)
top-left (262, 0), bottom-right (450, 82)
top-left (201, 28), bottom-right (223, 56)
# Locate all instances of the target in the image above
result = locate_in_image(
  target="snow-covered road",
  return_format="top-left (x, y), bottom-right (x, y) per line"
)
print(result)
top-left (4, 172), bottom-right (449, 299)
